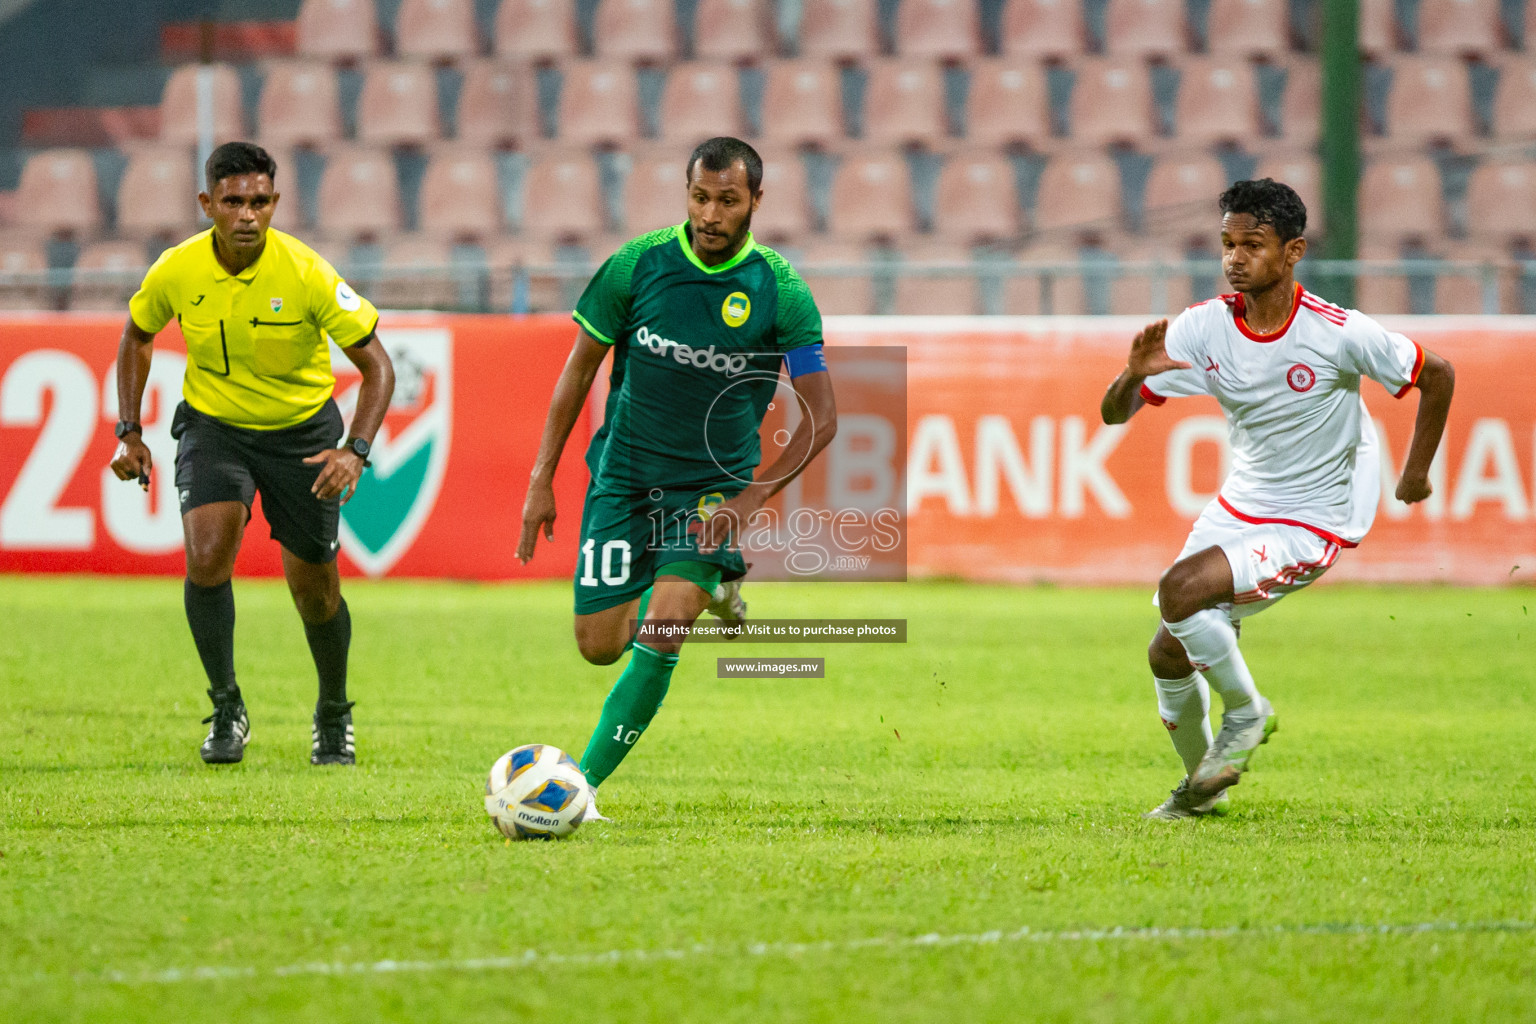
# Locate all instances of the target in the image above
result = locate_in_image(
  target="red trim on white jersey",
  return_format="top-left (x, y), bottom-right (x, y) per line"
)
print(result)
top-left (1217, 496), bottom-right (1360, 548)
top-left (1298, 290), bottom-right (1349, 326)
top-left (1138, 382), bottom-right (1167, 406)
top-left (1227, 283), bottom-right (1304, 343)
top-left (1393, 342), bottom-right (1427, 398)
top-left (1232, 542), bottom-right (1343, 603)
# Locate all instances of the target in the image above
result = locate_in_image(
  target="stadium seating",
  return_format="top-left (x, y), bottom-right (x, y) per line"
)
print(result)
top-left (70, 240), bottom-right (149, 311)
top-left (1380, 57), bottom-right (1474, 146)
top-left (258, 62), bottom-right (344, 148)
top-left (999, 0), bottom-right (1086, 61)
top-left (1205, 0), bottom-right (1290, 59)
top-left (861, 61), bottom-right (948, 147)
top-left (116, 147), bottom-right (199, 239)
top-left (1355, 241), bottom-right (1413, 314)
top-left (623, 153), bottom-right (686, 234)
top-left (894, 0), bottom-right (980, 60)
top-left (1173, 59), bottom-right (1262, 146)
top-left (932, 152), bottom-right (1021, 243)
top-left (796, 0), bottom-right (880, 60)
top-left (1102, 0), bottom-right (1189, 58)
top-left (315, 147), bottom-right (403, 239)
top-left (658, 64), bottom-right (745, 145)
top-left (1142, 154), bottom-right (1229, 236)
top-left (260, 146), bottom-right (305, 232)
top-left (792, 240), bottom-right (876, 314)
top-left (592, 0), bottom-right (678, 62)
top-left (1358, 0), bottom-right (1400, 58)
top-left (494, 0), bottom-right (578, 61)
top-left (1274, 58), bottom-right (1320, 147)
top-left (826, 152), bottom-right (915, 240)
top-left (1033, 152), bottom-right (1122, 237)
top-left (750, 155), bottom-right (813, 241)
top-left (296, 0), bottom-right (381, 60)
top-left (964, 60), bottom-right (1050, 150)
top-left (0, 238), bottom-right (50, 309)
top-left (1254, 153), bottom-right (1324, 234)
top-left (1491, 58), bottom-right (1536, 139)
top-left (419, 149), bottom-right (502, 239)
top-left (395, 0), bottom-right (481, 61)
top-left (16, 149), bottom-right (101, 237)
top-left (893, 241), bottom-right (980, 314)
top-left (159, 63), bottom-right (246, 147)
top-left (693, 0), bottom-right (770, 61)
top-left (357, 62), bottom-right (440, 147)
top-left (368, 235), bottom-right (462, 309)
top-left (455, 61), bottom-right (538, 147)
top-left (1067, 58), bottom-right (1157, 147)
top-left (556, 62), bottom-right (641, 147)
top-left (519, 151), bottom-right (606, 239)
top-left (1465, 160), bottom-right (1536, 244)
top-left (759, 61), bottom-right (844, 148)
top-left (1413, 0), bottom-right (1503, 57)
top-left (1359, 157), bottom-right (1446, 244)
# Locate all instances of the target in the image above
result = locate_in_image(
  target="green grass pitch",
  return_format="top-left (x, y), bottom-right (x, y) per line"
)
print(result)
top-left (3, 576), bottom-right (1535, 1022)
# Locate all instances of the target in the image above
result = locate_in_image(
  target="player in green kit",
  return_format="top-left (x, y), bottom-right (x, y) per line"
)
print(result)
top-left (517, 137), bottom-right (838, 821)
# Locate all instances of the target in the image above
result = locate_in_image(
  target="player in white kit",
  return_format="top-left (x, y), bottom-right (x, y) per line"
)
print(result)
top-left (1100, 179), bottom-right (1456, 819)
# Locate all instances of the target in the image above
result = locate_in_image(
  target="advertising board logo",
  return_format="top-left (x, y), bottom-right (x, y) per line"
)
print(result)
top-left (330, 328), bottom-right (452, 576)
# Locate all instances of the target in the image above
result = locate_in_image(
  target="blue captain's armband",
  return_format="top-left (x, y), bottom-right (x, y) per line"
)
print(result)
top-left (784, 343), bottom-right (827, 378)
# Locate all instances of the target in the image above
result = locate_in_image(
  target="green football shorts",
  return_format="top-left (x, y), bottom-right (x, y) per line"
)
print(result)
top-left (572, 481), bottom-right (749, 615)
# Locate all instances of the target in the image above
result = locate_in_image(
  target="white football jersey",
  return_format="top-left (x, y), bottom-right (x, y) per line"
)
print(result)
top-left (1141, 283), bottom-right (1424, 545)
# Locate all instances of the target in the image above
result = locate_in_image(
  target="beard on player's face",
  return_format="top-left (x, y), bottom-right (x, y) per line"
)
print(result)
top-left (686, 163), bottom-right (758, 261)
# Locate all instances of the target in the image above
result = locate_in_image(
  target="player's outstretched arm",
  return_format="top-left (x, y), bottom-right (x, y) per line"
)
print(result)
top-left (693, 368), bottom-right (837, 555)
top-left (1394, 349), bottom-right (1455, 504)
top-left (1101, 319), bottom-right (1190, 425)
top-left (108, 317), bottom-right (157, 491)
top-left (517, 330), bottom-right (611, 564)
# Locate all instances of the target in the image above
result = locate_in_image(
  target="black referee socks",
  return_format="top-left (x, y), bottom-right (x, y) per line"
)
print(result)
top-left (303, 598), bottom-right (351, 708)
top-left (184, 579), bottom-right (240, 704)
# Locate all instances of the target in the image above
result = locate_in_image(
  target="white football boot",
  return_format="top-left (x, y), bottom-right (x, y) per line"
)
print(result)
top-left (579, 784), bottom-right (610, 823)
top-left (706, 580), bottom-right (747, 634)
top-left (1189, 697), bottom-right (1278, 800)
top-left (1143, 778), bottom-right (1229, 820)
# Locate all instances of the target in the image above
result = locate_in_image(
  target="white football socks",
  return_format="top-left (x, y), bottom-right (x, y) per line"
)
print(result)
top-left (1164, 608), bottom-right (1262, 715)
top-left (1153, 671), bottom-right (1213, 774)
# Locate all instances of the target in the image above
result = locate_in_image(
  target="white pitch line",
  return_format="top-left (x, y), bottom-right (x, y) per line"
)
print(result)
top-left (71, 919), bottom-right (1536, 987)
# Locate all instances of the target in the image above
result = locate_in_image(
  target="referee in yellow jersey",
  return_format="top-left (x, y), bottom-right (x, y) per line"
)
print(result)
top-left (109, 141), bottom-right (395, 766)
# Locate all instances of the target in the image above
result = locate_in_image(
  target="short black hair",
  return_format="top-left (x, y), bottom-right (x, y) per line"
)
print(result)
top-left (204, 141), bottom-right (277, 192)
top-left (1219, 178), bottom-right (1306, 241)
top-left (686, 137), bottom-right (762, 194)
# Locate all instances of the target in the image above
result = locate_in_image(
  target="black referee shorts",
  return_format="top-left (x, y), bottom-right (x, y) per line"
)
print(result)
top-left (171, 399), bottom-right (345, 564)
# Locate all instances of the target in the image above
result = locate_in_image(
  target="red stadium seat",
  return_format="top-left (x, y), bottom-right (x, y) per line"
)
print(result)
top-left (1415, 0), bottom-right (1503, 56)
top-left (623, 152), bottom-right (686, 234)
top-left (932, 152), bottom-right (1020, 243)
top-left (1433, 241), bottom-right (1496, 313)
top-left (1141, 154), bottom-right (1227, 236)
top-left (71, 241), bottom-right (149, 311)
top-left (1359, 157), bottom-right (1445, 245)
top-left (797, 0), bottom-right (880, 60)
top-left (1206, 0), bottom-right (1290, 58)
top-left (1067, 58), bottom-right (1156, 147)
top-left (862, 60), bottom-right (947, 147)
top-left (296, 0), bottom-right (381, 60)
top-left (419, 149), bottom-right (502, 239)
top-left (1173, 58), bottom-right (1261, 146)
top-left (396, 0), bottom-right (481, 60)
top-left (456, 61), bottom-right (538, 147)
top-left (556, 62), bottom-right (641, 146)
top-left (1103, 0), bottom-right (1189, 58)
top-left (1382, 56), bottom-right (1473, 146)
top-left (1000, 0), bottom-right (1086, 61)
top-left (1492, 58), bottom-right (1536, 139)
top-left (895, 0), bottom-right (980, 59)
top-left (1466, 160), bottom-right (1536, 244)
top-left (1254, 152), bottom-right (1323, 235)
top-left (159, 63), bottom-right (246, 146)
top-left (694, 0), bottom-right (771, 61)
top-left (374, 235), bottom-right (462, 310)
top-left (965, 60), bottom-right (1050, 149)
top-left (256, 145), bottom-right (305, 233)
top-left (116, 147), bottom-right (199, 239)
top-left (793, 240), bottom-right (876, 314)
top-left (751, 155), bottom-right (813, 242)
top-left (894, 241), bottom-right (979, 314)
top-left (658, 63), bottom-right (744, 146)
top-left (316, 147), bottom-right (402, 239)
top-left (357, 61), bottom-right (440, 146)
top-left (1275, 57), bottom-right (1320, 146)
top-left (1032, 152), bottom-right (1121, 237)
top-left (258, 62), bottom-right (343, 148)
top-left (1355, 240), bottom-right (1412, 315)
top-left (826, 151), bottom-right (914, 240)
top-left (494, 0), bottom-right (578, 61)
top-left (0, 238), bottom-right (49, 309)
top-left (760, 60), bottom-right (844, 148)
top-left (16, 149), bottom-right (101, 237)
top-left (592, 0), bottom-right (678, 62)
top-left (1358, 0), bottom-right (1400, 57)
top-left (520, 150), bottom-right (606, 239)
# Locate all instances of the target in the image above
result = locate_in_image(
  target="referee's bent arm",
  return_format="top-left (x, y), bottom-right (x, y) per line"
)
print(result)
top-left (109, 317), bottom-right (158, 489)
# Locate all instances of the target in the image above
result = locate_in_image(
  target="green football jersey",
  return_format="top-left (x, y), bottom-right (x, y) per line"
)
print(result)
top-left (573, 223), bottom-right (823, 493)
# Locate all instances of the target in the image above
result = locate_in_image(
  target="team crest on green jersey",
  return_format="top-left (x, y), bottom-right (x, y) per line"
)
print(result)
top-left (329, 327), bottom-right (452, 576)
top-left (721, 291), bottom-right (750, 328)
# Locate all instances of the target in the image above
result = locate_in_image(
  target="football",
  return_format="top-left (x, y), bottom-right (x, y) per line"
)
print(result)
top-left (484, 743), bottom-right (590, 840)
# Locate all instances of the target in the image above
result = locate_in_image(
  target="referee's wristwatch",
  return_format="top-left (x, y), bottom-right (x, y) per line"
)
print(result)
top-left (114, 420), bottom-right (142, 439)
top-left (344, 436), bottom-right (372, 468)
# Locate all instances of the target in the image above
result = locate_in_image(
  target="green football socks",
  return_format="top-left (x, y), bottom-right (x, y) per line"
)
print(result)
top-left (579, 641), bottom-right (679, 788)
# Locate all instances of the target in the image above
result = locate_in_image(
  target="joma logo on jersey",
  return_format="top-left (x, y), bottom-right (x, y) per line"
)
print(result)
top-left (721, 291), bottom-right (750, 328)
top-left (635, 324), bottom-right (748, 375)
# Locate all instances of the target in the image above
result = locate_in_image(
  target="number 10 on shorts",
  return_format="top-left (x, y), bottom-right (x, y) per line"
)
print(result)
top-left (579, 539), bottom-right (632, 586)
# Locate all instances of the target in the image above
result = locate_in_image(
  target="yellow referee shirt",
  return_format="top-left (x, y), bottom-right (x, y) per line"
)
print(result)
top-left (129, 228), bottom-right (380, 430)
